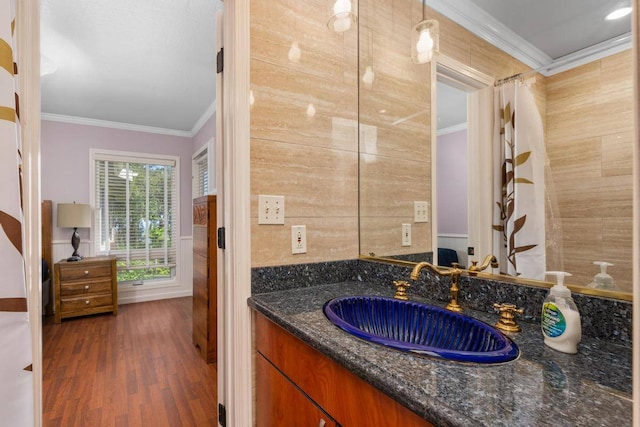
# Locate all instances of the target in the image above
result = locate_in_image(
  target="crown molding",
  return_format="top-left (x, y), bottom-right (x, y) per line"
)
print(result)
top-left (190, 102), bottom-right (216, 136)
top-left (542, 33), bottom-right (632, 76)
top-left (41, 113), bottom-right (193, 137)
top-left (426, 0), bottom-right (552, 70)
top-left (426, 0), bottom-right (632, 76)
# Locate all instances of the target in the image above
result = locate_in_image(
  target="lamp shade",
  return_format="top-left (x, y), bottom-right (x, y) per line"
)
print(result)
top-left (57, 203), bottom-right (91, 228)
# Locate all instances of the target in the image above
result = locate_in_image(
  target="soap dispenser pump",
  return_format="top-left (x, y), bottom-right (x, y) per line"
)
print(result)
top-left (586, 261), bottom-right (614, 290)
top-left (541, 272), bottom-right (582, 354)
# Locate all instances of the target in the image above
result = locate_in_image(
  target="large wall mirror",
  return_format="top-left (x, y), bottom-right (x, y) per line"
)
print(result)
top-left (358, 0), bottom-right (633, 301)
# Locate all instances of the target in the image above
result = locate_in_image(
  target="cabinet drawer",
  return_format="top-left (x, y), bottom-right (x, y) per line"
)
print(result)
top-left (60, 279), bottom-right (113, 297)
top-left (59, 264), bottom-right (112, 281)
top-left (61, 293), bottom-right (113, 312)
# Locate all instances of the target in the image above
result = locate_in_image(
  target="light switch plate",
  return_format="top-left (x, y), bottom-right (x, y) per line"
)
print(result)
top-left (414, 201), bottom-right (429, 223)
top-left (258, 195), bottom-right (285, 224)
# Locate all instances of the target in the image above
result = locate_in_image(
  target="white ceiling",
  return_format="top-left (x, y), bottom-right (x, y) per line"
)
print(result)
top-left (40, 0), bottom-right (223, 135)
top-left (40, 0), bottom-right (631, 134)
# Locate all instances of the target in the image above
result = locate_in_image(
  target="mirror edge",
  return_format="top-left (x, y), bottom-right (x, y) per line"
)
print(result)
top-left (359, 255), bottom-right (633, 302)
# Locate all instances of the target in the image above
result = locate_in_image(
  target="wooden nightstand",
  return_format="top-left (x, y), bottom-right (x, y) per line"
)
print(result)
top-left (54, 256), bottom-right (118, 323)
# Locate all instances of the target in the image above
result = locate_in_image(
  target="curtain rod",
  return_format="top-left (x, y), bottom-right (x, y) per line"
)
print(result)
top-left (494, 68), bottom-right (540, 86)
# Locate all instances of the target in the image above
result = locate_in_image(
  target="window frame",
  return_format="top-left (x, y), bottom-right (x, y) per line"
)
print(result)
top-left (192, 138), bottom-right (216, 199)
top-left (90, 148), bottom-right (181, 290)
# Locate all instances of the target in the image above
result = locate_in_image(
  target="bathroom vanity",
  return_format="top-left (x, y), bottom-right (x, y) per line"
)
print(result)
top-left (249, 280), bottom-right (632, 426)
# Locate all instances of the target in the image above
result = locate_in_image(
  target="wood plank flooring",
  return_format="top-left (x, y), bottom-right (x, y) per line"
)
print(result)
top-left (43, 297), bottom-right (218, 427)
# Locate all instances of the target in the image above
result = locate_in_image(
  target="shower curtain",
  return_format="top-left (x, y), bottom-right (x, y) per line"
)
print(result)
top-left (492, 80), bottom-right (546, 280)
top-left (0, 0), bottom-right (33, 424)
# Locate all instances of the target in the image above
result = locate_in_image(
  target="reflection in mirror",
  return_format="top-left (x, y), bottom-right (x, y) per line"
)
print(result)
top-left (358, 0), bottom-right (633, 299)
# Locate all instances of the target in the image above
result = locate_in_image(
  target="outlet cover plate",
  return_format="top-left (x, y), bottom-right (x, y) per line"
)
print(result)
top-left (258, 195), bottom-right (285, 224)
top-left (291, 225), bottom-right (307, 254)
top-left (401, 223), bottom-right (411, 247)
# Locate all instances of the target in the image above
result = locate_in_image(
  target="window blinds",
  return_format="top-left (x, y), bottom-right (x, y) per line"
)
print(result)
top-left (94, 156), bottom-right (178, 282)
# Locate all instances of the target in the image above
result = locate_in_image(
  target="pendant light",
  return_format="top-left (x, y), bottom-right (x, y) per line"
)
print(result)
top-left (328, 0), bottom-right (356, 33)
top-left (411, 0), bottom-right (439, 64)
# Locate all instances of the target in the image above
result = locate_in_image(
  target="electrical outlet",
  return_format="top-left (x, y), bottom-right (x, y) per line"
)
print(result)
top-left (414, 201), bottom-right (429, 223)
top-left (291, 225), bottom-right (307, 254)
top-left (468, 247), bottom-right (475, 256)
top-left (258, 195), bottom-right (285, 224)
top-left (401, 223), bottom-right (411, 247)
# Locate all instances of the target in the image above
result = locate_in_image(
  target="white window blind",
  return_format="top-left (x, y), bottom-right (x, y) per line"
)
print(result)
top-left (93, 154), bottom-right (178, 284)
top-left (193, 149), bottom-right (209, 197)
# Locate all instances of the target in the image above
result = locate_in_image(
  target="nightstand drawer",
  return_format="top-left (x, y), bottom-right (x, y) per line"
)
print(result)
top-left (54, 256), bottom-right (118, 323)
top-left (59, 263), bottom-right (112, 281)
top-left (60, 279), bottom-right (113, 297)
top-left (61, 294), bottom-right (113, 312)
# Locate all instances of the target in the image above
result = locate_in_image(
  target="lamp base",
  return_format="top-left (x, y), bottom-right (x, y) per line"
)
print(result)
top-left (67, 255), bottom-right (82, 262)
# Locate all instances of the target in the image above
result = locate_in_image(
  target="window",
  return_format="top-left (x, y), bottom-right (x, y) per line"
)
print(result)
top-left (193, 147), bottom-right (209, 197)
top-left (92, 150), bottom-right (179, 285)
top-left (192, 139), bottom-right (215, 198)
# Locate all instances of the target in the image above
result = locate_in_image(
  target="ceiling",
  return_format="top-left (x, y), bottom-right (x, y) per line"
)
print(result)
top-left (40, 0), bottom-right (631, 134)
top-left (40, 0), bottom-right (223, 135)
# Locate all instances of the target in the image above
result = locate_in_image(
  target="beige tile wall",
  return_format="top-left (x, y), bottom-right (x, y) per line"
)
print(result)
top-left (546, 50), bottom-right (634, 293)
top-left (250, 0), bottom-right (359, 267)
top-left (358, 0), bottom-right (431, 257)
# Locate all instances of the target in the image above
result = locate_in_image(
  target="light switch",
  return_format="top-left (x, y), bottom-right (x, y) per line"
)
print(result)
top-left (258, 195), bottom-right (285, 225)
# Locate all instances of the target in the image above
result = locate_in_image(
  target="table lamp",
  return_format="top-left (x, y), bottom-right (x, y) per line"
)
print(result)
top-left (57, 202), bottom-right (91, 262)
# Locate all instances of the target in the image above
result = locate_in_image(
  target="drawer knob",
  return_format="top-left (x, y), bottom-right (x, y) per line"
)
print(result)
top-left (318, 419), bottom-right (326, 427)
top-left (85, 300), bottom-right (90, 305)
top-left (84, 270), bottom-right (89, 275)
top-left (84, 285), bottom-right (90, 290)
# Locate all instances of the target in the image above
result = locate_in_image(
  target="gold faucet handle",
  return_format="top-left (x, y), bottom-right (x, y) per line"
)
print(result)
top-left (393, 280), bottom-right (410, 301)
top-left (493, 303), bottom-right (524, 333)
top-left (468, 260), bottom-right (480, 275)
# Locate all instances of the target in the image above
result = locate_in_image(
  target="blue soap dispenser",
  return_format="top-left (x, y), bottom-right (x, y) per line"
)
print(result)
top-left (541, 271), bottom-right (582, 354)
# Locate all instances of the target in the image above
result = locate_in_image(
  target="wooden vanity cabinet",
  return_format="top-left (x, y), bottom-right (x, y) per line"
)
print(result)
top-left (257, 355), bottom-right (339, 427)
top-left (254, 312), bottom-right (434, 427)
top-left (192, 195), bottom-right (217, 363)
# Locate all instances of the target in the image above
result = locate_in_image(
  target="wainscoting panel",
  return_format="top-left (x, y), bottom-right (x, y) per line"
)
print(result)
top-left (50, 237), bottom-right (193, 306)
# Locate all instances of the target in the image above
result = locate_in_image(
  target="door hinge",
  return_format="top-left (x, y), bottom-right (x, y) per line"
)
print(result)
top-left (216, 48), bottom-right (224, 74)
top-left (218, 403), bottom-right (226, 426)
top-left (217, 227), bottom-right (225, 249)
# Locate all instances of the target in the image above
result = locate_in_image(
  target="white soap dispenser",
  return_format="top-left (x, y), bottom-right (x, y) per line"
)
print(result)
top-left (541, 272), bottom-right (582, 354)
top-left (586, 261), bottom-right (614, 290)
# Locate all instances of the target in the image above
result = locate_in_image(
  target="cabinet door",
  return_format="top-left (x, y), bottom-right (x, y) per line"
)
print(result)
top-left (256, 354), bottom-right (338, 427)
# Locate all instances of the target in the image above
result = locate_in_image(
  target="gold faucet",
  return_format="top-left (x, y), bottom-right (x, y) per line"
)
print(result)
top-left (468, 254), bottom-right (499, 276)
top-left (410, 262), bottom-right (463, 312)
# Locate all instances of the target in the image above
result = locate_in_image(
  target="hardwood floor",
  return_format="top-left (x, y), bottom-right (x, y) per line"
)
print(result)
top-left (43, 297), bottom-right (218, 427)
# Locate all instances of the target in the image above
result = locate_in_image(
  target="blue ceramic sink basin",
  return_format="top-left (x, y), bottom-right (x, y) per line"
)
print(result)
top-left (323, 296), bottom-right (519, 364)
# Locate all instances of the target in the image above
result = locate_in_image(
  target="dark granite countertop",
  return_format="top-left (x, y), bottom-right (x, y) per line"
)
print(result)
top-left (249, 281), bottom-right (633, 427)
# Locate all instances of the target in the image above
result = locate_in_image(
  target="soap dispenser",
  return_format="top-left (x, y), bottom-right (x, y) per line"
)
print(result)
top-left (541, 272), bottom-right (581, 354)
top-left (586, 261), bottom-right (614, 290)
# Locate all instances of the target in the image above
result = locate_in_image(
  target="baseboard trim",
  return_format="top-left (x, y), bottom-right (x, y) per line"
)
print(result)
top-left (118, 289), bottom-right (193, 305)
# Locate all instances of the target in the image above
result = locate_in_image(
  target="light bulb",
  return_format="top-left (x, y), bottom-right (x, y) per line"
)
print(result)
top-left (333, 16), bottom-right (351, 32)
top-left (416, 50), bottom-right (433, 63)
top-left (331, 0), bottom-right (352, 32)
top-left (333, 0), bottom-right (352, 17)
top-left (605, 7), bottom-right (632, 20)
top-left (415, 28), bottom-right (434, 64)
top-left (416, 29), bottom-right (434, 54)
top-left (288, 41), bottom-right (301, 63)
top-left (362, 66), bottom-right (374, 85)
